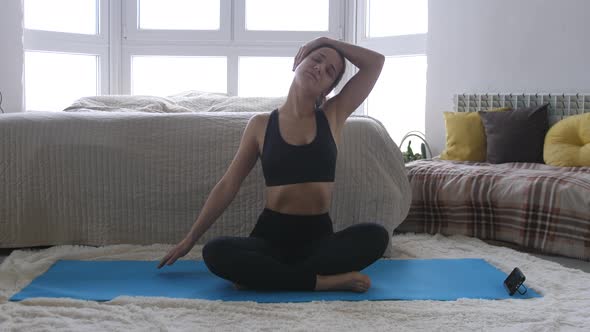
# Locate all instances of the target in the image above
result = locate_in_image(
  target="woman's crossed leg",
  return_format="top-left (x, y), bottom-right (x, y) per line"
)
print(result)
top-left (202, 222), bottom-right (389, 292)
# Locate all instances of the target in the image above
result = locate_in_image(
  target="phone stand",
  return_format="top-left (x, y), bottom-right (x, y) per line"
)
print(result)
top-left (504, 267), bottom-right (528, 296)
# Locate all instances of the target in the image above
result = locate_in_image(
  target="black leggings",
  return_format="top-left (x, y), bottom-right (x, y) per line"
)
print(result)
top-left (202, 208), bottom-right (390, 291)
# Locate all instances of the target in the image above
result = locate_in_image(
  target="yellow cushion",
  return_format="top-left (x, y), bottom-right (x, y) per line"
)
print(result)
top-left (544, 113), bottom-right (590, 167)
top-left (440, 107), bottom-right (511, 161)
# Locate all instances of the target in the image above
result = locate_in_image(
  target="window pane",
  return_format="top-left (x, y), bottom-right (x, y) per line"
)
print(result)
top-left (366, 0), bottom-right (427, 37)
top-left (239, 57), bottom-right (294, 97)
top-left (139, 0), bottom-right (219, 30)
top-left (24, 0), bottom-right (97, 34)
top-left (131, 56), bottom-right (227, 96)
top-left (246, 0), bottom-right (328, 31)
top-left (25, 52), bottom-right (98, 111)
top-left (366, 56), bottom-right (427, 146)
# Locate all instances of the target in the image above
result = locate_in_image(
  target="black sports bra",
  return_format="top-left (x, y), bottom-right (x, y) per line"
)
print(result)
top-left (261, 108), bottom-right (337, 187)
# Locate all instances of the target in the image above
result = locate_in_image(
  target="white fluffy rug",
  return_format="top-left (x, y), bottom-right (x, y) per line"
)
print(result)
top-left (1, 233), bottom-right (589, 331)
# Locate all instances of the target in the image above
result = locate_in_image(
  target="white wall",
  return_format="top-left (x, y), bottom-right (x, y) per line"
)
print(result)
top-left (426, 0), bottom-right (590, 155)
top-left (0, 0), bottom-right (24, 113)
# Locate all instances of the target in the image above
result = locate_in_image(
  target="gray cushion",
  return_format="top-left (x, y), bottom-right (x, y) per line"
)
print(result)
top-left (479, 104), bottom-right (549, 164)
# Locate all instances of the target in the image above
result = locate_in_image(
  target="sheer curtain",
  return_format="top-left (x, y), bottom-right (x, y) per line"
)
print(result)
top-left (0, 0), bottom-right (24, 113)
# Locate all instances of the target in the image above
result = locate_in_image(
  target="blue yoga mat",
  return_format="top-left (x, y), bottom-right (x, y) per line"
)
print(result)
top-left (10, 258), bottom-right (541, 303)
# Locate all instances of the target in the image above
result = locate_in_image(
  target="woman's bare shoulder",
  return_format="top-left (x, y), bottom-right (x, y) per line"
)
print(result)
top-left (249, 112), bottom-right (271, 131)
top-left (248, 112), bottom-right (272, 153)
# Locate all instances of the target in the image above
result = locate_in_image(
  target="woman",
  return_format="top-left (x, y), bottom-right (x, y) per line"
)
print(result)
top-left (158, 37), bottom-right (387, 293)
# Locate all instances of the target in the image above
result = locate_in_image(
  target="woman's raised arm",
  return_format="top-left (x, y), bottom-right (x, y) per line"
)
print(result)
top-left (294, 37), bottom-right (385, 124)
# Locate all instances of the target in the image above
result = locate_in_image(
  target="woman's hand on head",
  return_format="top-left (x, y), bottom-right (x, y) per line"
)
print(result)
top-left (292, 36), bottom-right (331, 71)
top-left (157, 237), bottom-right (195, 269)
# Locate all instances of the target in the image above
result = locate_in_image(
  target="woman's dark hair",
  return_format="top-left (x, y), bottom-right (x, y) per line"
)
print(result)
top-left (305, 44), bottom-right (347, 94)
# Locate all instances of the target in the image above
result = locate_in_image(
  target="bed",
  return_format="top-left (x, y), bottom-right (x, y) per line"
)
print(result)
top-left (0, 92), bottom-right (411, 257)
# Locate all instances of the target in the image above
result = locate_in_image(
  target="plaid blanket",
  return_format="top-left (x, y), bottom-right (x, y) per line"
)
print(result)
top-left (398, 159), bottom-right (590, 261)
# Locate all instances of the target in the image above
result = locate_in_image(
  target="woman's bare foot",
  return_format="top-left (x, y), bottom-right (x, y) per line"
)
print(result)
top-left (314, 271), bottom-right (371, 293)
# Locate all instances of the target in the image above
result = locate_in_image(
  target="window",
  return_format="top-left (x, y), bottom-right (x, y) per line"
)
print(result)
top-left (23, 0), bottom-right (108, 111)
top-left (24, 0), bottom-right (98, 34)
top-left (23, 1), bottom-right (343, 106)
top-left (138, 0), bottom-right (220, 30)
top-left (245, 0), bottom-right (328, 31)
top-left (366, 0), bottom-right (428, 37)
top-left (366, 56), bottom-right (427, 144)
top-left (22, 0), bottom-right (427, 121)
top-left (122, 0), bottom-right (342, 96)
top-left (131, 56), bottom-right (227, 96)
top-left (358, 0), bottom-right (428, 146)
top-left (238, 57), bottom-right (294, 97)
top-left (25, 52), bottom-right (98, 111)
top-left (124, 0), bottom-right (230, 41)
top-left (234, 0), bottom-right (341, 42)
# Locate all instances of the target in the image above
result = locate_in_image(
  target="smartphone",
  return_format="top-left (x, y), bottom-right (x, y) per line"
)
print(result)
top-left (504, 267), bottom-right (526, 296)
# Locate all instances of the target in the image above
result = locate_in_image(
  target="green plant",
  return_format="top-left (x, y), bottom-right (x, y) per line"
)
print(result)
top-left (400, 131), bottom-right (432, 163)
top-left (402, 140), bottom-right (424, 163)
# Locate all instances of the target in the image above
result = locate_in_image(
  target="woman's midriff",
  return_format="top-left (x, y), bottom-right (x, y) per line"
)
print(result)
top-left (264, 182), bottom-right (334, 215)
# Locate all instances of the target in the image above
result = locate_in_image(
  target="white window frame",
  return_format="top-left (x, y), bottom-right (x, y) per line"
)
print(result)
top-left (23, 0), bottom-right (356, 101)
top-left (355, 0), bottom-right (427, 115)
top-left (122, 0), bottom-right (232, 42)
top-left (120, 0), bottom-right (347, 96)
top-left (121, 45), bottom-right (299, 96)
top-left (23, 0), bottom-right (110, 102)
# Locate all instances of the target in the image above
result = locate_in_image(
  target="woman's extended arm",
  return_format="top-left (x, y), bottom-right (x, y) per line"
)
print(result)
top-left (158, 114), bottom-right (263, 268)
top-left (183, 178), bottom-right (240, 244)
top-left (185, 114), bottom-right (263, 244)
